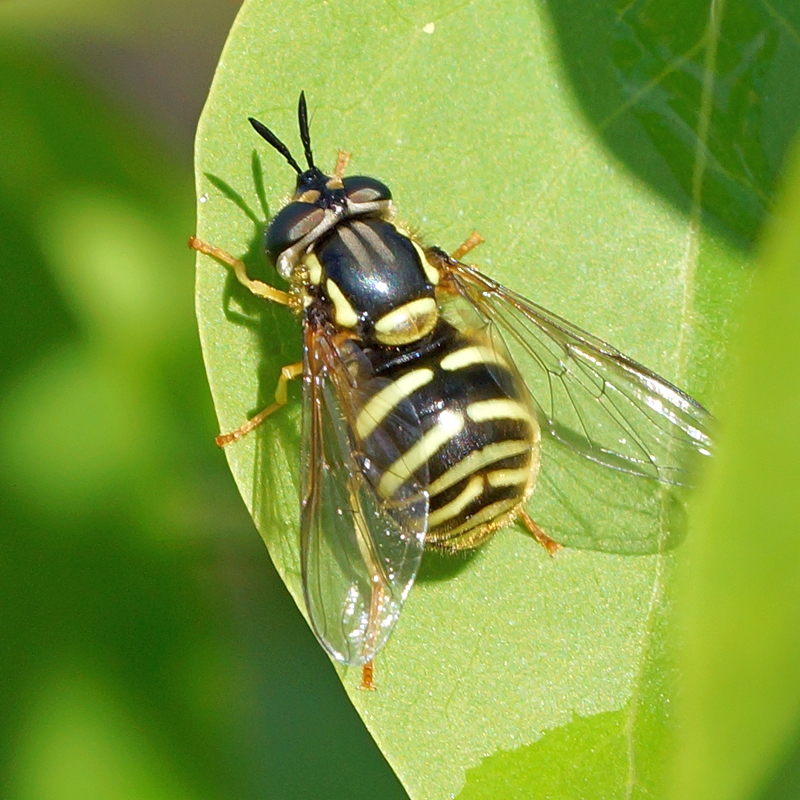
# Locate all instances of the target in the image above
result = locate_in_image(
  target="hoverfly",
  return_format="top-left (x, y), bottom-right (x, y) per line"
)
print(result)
top-left (191, 93), bottom-right (712, 688)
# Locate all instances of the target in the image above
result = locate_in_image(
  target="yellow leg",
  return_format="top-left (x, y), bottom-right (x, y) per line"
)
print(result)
top-left (215, 361), bottom-right (303, 447)
top-left (189, 236), bottom-right (297, 308)
top-left (360, 660), bottom-right (376, 691)
top-left (334, 149), bottom-right (351, 180)
top-left (518, 508), bottom-right (561, 556)
top-left (450, 230), bottom-right (485, 261)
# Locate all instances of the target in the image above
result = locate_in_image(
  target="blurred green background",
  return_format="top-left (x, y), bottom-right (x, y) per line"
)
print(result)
top-left (2, 1), bottom-right (800, 799)
top-left (0, 1), bottom-right (407, 798)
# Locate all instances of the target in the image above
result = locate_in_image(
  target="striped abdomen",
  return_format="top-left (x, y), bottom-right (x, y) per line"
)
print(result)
top-left (355, 321), bottom-right (540, 550)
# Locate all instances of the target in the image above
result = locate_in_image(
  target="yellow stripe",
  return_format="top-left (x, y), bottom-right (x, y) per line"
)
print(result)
top-left (413, 241), bottom-right (440, 285)
top-left (326, 279), bottom-right (358, 327)
top-left (486, 466), bottom-right (532, 488)
top-left (429, 475), bottom-right (484, 527)
top-left (355, 369), bottom-right (434, 439)
top-left (438, 497), bottom-right (519, 538)
top-left (466, 399), bottom-right (532, 423)
top-left (429, 440), bottom-right (531, 497)
top-left (373, 297), bottom-right (438, 346)
top-left (304, 251), bottom-right (323, 285)
top-left (378, 410), bottom-right (464, 498)
top-left (440, 345), bottom-right (508, 372)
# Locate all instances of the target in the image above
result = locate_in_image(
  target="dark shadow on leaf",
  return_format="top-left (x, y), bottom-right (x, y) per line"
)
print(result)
top-left (530, 439), bottom-right (689, 555)
top-left (417, 544), bottom-right (483, 583)
top-left (753, 715), bottom-right (800, 800)
top-left (252, 150), bottom-right (271, 220)
top-left (201, 173), bottom-right (303, 542)
top-left (542, 0), bottom-right (800, 250)
top-left (204, 171), bottom-right (262, 225)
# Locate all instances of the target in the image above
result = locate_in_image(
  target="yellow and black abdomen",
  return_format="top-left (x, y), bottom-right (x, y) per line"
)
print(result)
top-left (355, 320), bottom-right (540, 551)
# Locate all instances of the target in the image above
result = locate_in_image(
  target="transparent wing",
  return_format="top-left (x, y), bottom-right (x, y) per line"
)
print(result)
top-left (427, 251), bottom-right (713, 554)
top-left (434, 253), bottom-right (713, 487)
top-left (300, 321), bottom-right (429, 666)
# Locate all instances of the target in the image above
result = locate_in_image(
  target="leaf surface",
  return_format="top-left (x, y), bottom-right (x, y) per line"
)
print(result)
top-left (192, 0), bottom-right (796, 795)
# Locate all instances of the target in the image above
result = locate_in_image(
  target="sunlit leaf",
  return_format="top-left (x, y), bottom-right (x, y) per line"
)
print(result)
top-left (192, 0), bottom-right (797, 796)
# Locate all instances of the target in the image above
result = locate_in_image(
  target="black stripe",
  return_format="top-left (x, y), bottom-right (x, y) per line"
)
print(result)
top-left (429, 451), bottom-right (531, 511)
top-left (353, 318), bottom-right (535, 538)
top-left (431, 484), bottom-right (522, 536)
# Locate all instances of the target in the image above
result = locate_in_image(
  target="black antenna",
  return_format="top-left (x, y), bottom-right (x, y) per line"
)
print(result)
top-left (248, 116), bottom-right (302, 174)
top-left (297, 91), bottom-right (315, 169)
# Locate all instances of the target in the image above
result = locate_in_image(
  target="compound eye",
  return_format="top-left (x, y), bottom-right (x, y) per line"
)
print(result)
top-left (265, 202), bottom-right (325, 264)
top-left (343, 176), bottom-right (392, 205)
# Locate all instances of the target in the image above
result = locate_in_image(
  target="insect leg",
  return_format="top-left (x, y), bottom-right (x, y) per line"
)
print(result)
top-left (517, 508), bottom-right (562, 556)
top-left (215, 361), bottom-right (303, 447)
top-left (360, 661), bottom-right (376, 691)
top-left (189, 236), bottom-right (295, 307)
top-left (333, 149), bottom-right (351, 180)
top-left (357, 567), bottom-right (384, 691)
top-left (450, 230), bottom-right (485, 261)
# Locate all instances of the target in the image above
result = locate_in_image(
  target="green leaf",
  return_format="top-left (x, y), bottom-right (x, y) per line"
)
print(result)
top-left (670, 138), bottom-right (800, 800)
top-left (193, 0), bottom-right (795, 796)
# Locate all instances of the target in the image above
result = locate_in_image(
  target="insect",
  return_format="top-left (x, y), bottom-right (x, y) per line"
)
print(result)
top-left (190, 93), bottom-right (712, 688)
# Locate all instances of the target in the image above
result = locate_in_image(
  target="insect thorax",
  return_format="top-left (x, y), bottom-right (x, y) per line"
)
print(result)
top-left (309, 218), bottom-right (441, 345)
top-left (265, 165), bottom-right (442, 346)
